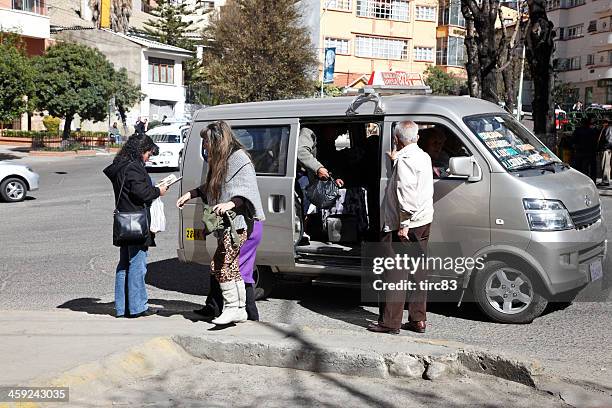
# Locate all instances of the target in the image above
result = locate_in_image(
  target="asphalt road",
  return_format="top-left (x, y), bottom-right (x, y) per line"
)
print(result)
top-left (1, 154), bottom-right (611, 393)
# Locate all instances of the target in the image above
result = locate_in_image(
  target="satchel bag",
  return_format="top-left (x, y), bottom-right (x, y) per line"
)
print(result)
top-left (306, 177), bottom-right (340, 209)
top-left (112, 164), bottom-right (150, 247)
top-left (201, 204), bottom-right (240, 249)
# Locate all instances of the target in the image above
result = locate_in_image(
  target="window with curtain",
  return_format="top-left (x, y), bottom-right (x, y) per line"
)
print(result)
top-left (148, 58), bottom-right (175, 84)
top-left (355, 35), bottom-right (409, 60)
top-left (356, 0), bottom-right (410, 22)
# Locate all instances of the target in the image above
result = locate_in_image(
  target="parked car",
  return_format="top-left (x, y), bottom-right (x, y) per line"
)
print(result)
top-left (145, 124), bottom-right (190, 170)
top-left (178, 94), bottom-right (606, 324)
top-left (0, 162), bottom-right (39, 202)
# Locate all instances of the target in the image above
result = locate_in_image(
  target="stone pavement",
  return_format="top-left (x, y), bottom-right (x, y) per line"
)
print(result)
top-left (1, 310), bottom-right (610, 408)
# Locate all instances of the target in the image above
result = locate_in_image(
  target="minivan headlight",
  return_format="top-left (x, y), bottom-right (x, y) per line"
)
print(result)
top-left (523, 198), bottom-right (574, 231)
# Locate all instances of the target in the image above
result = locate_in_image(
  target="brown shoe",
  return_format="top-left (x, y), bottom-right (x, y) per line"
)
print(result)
top-left (401, 321), bottom-right (426, 333)
top-left (367, 322), bottom-right (400, 335)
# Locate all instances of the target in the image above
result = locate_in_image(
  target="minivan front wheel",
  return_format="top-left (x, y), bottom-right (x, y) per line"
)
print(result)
top-left (474, 261), bottom-right (548, 324)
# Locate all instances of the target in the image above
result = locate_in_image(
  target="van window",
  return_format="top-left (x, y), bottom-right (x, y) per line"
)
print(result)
top-left (233, 126), bottom-right (290, 175)
top-left (464, 114), bottom-right (560, 171)
top-left (391, 122), bottom-right (471, 179)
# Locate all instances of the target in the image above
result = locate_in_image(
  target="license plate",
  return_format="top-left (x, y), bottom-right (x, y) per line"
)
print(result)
top-left (589, 259), bottom-right (603, 282)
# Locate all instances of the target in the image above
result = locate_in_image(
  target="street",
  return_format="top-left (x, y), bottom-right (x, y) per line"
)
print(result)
top-left (1, 154), bottom-right (611, 397)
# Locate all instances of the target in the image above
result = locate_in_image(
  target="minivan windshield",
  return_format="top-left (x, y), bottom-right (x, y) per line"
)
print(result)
top-left (150, 134), bottom-right (181, 143)
top-left (464, 114), bottom-right (561, 171)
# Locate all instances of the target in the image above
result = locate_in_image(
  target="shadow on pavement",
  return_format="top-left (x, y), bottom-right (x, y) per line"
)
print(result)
top-left (0, 152), bottom-right (22, 161)
top-left (146, 258), bottom-right (209, 296)
top-left (57, 297), bottom-right (206, 322)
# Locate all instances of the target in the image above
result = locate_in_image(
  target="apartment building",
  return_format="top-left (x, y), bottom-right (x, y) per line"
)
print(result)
top-left (436, 0), bottom-right (466, 78)
top-left (0, 0), bottom-right (50, 129)
top-left (548, 0), bottom-right (612, 105)
top-left (308, 0), bottom-right (439, 88)
top-left (0, 0), bottom-right (50, 55)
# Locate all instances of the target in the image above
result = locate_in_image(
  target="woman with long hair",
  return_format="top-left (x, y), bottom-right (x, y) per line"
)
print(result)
top-left (177, 121), bottom-right (265, 325)
top-left (103, 134), bottom-right (167, 318)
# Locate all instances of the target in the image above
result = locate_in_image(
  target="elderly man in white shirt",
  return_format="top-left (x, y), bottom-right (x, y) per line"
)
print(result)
top-left (368, 121), bottom-right (434, 335)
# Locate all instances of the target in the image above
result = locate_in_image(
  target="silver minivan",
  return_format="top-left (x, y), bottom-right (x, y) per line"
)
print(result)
top-left (177, 94), bottom-right (607, 324)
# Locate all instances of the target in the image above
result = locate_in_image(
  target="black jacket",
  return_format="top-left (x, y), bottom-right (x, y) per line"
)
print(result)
top-left (103, 157), bottom-right (160, 247)
top-left (571, 126), bottom-right (598, 155)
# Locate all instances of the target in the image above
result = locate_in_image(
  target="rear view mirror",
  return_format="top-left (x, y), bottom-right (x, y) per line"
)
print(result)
top-left (449, 156), bottom-right (482, 182)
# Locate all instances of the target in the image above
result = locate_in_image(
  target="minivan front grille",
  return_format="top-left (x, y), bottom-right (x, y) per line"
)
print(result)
top-left (570, 205), bottom-right (601, 229)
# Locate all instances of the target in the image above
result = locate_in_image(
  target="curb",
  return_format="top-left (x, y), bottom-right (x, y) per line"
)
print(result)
top-left (173, 334), bottom-right (541, 385)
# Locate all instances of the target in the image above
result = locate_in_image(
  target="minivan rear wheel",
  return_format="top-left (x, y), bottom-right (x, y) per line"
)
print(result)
top-left (473, 261), bottom-right (548, 324)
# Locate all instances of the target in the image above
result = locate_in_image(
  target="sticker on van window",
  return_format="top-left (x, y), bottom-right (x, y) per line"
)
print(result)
top-left (185, 228), bottom-right (205, 241)
top-left (494, 117), bottom-right (505, 123)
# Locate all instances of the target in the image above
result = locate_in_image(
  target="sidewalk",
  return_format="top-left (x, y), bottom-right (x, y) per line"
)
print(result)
top-left (0, 145), bottom-right (112, 163)
top-left (1, 310), bottom-right (609, 408)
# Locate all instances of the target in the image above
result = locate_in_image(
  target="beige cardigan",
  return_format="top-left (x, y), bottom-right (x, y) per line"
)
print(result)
top-left (381, 143), bottom-right (434, 232)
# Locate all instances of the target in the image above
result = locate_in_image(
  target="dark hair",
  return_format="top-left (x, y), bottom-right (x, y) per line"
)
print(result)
top-left (114, 133), bottom-right (159, 163)
top-left (200, 121), bottom-right (246, 202)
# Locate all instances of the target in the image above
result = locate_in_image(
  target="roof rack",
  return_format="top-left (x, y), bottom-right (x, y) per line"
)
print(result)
top-left (345, 87), bottom-right (385, 116)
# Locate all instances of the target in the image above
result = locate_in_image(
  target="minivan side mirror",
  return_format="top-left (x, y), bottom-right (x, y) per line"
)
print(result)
top-left (449, 156), bottom-right (482, 182)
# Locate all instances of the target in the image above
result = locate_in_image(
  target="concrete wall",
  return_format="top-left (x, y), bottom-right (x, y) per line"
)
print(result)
top-left (53, 29), bottom-right (142, 85)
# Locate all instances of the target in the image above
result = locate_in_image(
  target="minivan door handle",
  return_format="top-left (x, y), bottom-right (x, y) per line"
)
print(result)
top-left (268, 195), bottom-right (286, 213)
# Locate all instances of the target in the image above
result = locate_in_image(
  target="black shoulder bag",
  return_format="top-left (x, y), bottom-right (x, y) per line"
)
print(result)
top-left (112, 164), bottom-right (150, 247)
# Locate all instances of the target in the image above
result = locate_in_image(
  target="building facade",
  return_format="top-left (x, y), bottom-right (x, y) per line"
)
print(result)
top-left (1, 0), bottom-right (51, 129)
top-left (307, 0), bottom-right (439, 88)
top-left (547, 0), bottom-right (612, 105)
top-left (436, 0), bottom-right (466, 78)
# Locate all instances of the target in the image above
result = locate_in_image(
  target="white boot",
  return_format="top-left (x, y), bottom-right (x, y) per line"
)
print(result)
top-left (211, 280), bottom-right (248, 325)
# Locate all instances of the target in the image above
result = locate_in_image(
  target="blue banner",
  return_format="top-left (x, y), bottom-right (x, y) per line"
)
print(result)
top-left (323, 47), bottom-right (336, 84)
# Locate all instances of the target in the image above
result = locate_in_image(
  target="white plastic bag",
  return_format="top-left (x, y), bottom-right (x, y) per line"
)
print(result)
top-left (150, 197), bottom-right (166, 233)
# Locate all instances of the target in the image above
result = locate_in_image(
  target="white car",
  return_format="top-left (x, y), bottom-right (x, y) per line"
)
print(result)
top-left (0, 162), bottom-right (39, 202)
top-left (145, 124), bottom-right (190, 170)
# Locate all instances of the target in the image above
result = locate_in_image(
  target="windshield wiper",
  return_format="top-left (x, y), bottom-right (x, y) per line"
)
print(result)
top-left (510, 162), bottom-right (561, 173)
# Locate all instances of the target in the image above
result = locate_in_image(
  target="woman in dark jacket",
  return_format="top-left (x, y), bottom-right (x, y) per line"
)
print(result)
top-left (103, 134), bottom-right (167, 318)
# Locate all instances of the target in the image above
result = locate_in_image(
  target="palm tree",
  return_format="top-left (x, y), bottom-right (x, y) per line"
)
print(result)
top-left (89, 0), bottom-right (132, 33)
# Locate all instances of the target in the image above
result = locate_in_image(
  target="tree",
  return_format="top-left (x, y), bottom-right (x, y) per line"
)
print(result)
top-left (460, 0), bottom-right (523, 106)
top-left (35, 43), bottom-right (139, 139)
top-left (199, 0), bottom-right (318, 104)
top-left (423, 65), bottom-right (463, 95)
top-left (89, 0), bottom-right (132, 33)
top-left (553, 81), bottom-right (574, 107)
top-left (525, 0), bottom-right (556, 139)
top-left (0, 32), bottom-right (35, 129)
top-left (112, 67), bottom-right (143, 129)
top-left (143, 0), bottom-right (199, 51)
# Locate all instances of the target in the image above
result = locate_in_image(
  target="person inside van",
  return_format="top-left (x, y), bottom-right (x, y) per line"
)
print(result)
top-left (418, 127), bottom-right (448, 178)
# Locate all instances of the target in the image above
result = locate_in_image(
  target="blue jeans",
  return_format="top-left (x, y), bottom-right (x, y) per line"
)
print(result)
top-left (115, 246), bottom-right (148, 316)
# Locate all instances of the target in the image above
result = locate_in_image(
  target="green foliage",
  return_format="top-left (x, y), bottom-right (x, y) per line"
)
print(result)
top-left (35, 42), bottom-right (141, 139)
top-left (553, 82), bottom-right (576, 106)
top-left (111, 68), bottom-right (143, 126)
top-left (315, 82), bottom-right (343, 97)
top-left (0, 32), bottom-right (35, 125)
top-left (423, 65), bottom-right (462, 95)
top-left (143, 0), bottom-right (200, 51)
top-left (42, 115), bottom-right (61, 134)
top-left (199, 0), bottom-right (318, 104)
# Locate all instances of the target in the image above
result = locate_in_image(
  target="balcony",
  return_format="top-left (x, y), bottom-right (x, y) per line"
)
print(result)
top-left (0, 0), bottom-right (49, 40)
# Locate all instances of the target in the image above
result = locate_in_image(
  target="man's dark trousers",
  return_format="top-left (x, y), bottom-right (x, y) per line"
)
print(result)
top-left (377, 224), bottom-right (431, 329)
